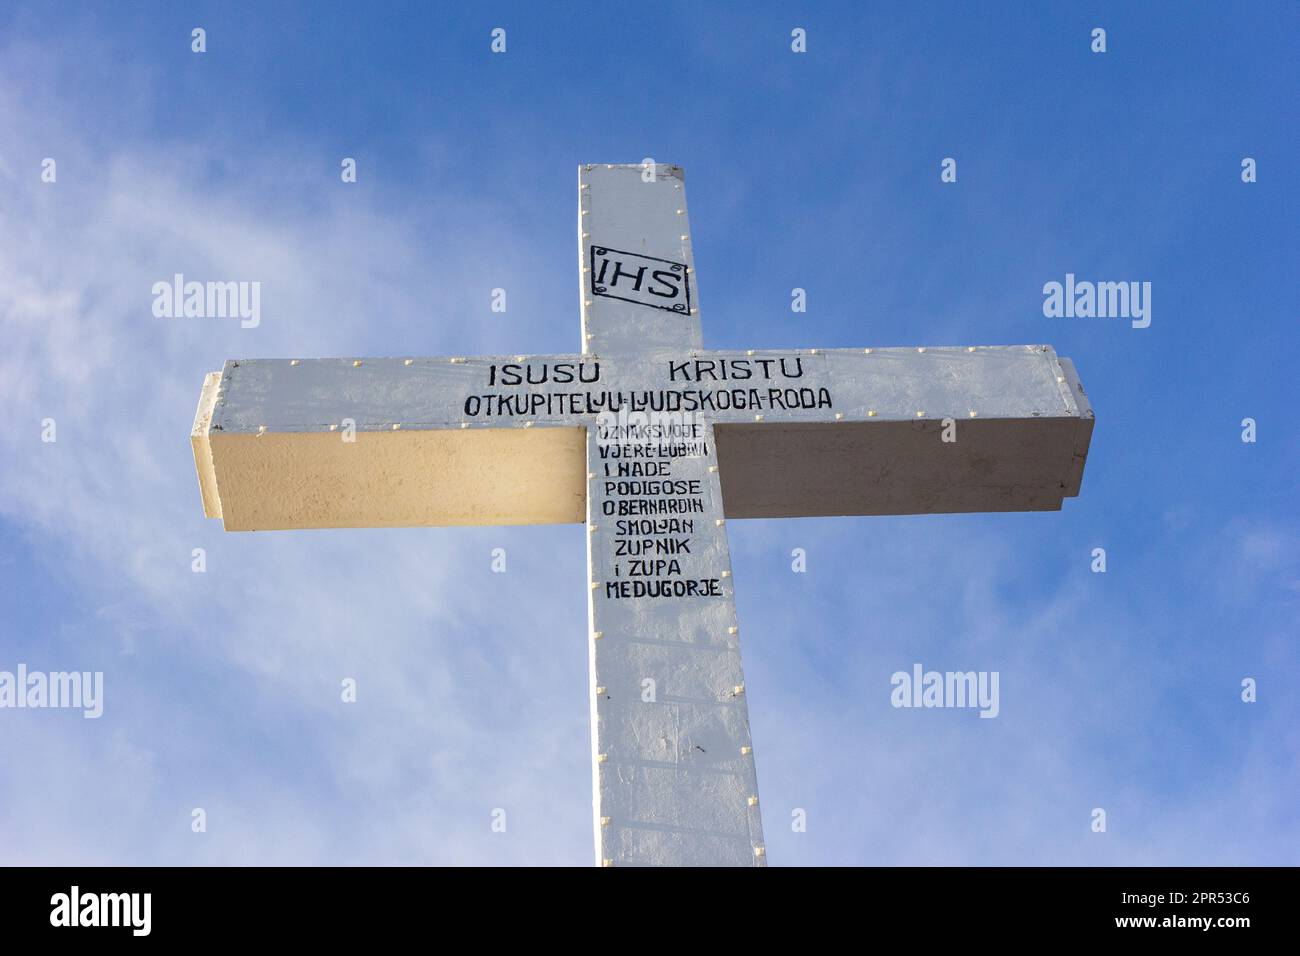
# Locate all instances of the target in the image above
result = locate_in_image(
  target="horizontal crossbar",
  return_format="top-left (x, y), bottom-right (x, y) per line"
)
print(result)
top-left (192, 346), bottom-right (1093, 530)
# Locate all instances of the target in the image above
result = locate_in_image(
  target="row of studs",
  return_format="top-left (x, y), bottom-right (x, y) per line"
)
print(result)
top-left (586, 447), bottom-right (764, 865)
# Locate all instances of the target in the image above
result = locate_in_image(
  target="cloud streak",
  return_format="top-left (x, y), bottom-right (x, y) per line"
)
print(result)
top-left (1, 13), bottom-right (1295, 866)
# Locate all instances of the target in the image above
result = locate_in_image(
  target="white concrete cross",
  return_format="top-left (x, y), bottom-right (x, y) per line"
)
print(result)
top-left (191, 163), bottom-right (1094, 867)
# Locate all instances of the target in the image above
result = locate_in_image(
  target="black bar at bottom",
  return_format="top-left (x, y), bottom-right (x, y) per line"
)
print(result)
top-left (0, 866), bottom-right (1286, 941)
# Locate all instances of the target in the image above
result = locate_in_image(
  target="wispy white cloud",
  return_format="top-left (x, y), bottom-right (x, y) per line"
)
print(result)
top-left (1, 23), bottom-right (1295, 868)
top-left (0, 36), bottom-right (593, 865)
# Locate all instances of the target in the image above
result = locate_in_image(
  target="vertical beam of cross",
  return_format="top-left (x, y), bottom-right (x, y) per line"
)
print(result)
top-left (580, 165), bottom-right (765, 866)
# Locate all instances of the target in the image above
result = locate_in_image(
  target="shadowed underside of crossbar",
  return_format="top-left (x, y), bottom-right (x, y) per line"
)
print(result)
top-left (193, 386), bottom-right (1091, 531)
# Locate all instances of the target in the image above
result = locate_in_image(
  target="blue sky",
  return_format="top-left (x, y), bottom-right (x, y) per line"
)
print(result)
top-left (0, 1), bottom-right (1295, 865)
